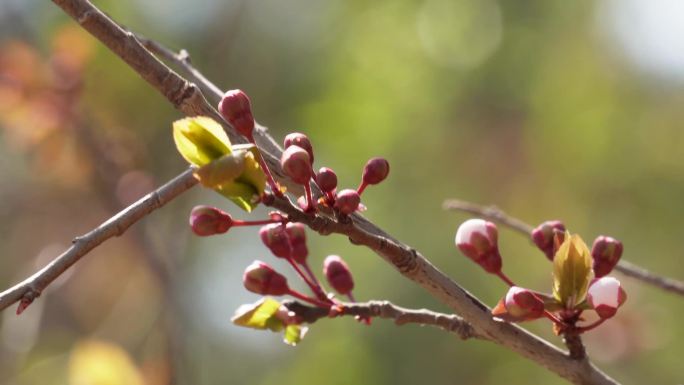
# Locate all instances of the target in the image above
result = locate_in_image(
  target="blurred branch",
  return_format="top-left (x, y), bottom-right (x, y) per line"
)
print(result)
top-left (27, 0), bottom-right (619, 383)
top-left (0, 169), bottom-right (198, 312)
top-left (443, 199), bottom-right (684, 297)
top-left (283, 300), bottom-right (482, 341)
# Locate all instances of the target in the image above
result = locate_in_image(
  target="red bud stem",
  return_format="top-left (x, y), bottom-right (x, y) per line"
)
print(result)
top-left (543, 311), bottom-right (564, 326)
top-left (246, 133), bottom-right (282, 197)
top-left (233, 218), bottom-right (285, 227)
top-left (495, 271), bottom-right (516, 287)
top-left (287, 289), bottom-right (332, 308)
top-left (303, 182), bottom-right (315, 213)
top-left (356, 181), bottom-right (368, 196)
top-left (286, 257), bottom-right (330, 302)
top-left (302, 261), bottom-right (327, 299)
top-left (575, 318), bottom-right (606, 333)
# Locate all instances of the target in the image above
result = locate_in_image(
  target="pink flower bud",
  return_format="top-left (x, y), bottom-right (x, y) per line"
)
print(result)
top-left (587, 277), bottom-right (626, 319)
top-left (334, 189), bottom-right (361, 215)
top-left (284, 133), bottom-right (314, 164)
top-left (323, 255), bottom-right (354, 295)
top-left (285, 222), bottom-right (308, 264)
top-left (316, 167), bottom-right (338, 193)
top-left (531, 220), bottom-right (566, 260)
top-left (281, 145), bottom-right (313, 185)
top-left (189, 205), bottom-right (233, 236)
top-left (243, 260), bottom-right (290, 295)
top-left (591, 236), bottom-right (623, 278)
top-left (362, 157), bottom-right (390, 186)
top-left (455, 219), bottom-right (502, 274)
top-left (503, 286), bottom-right (545, 321)
top-left (259, 224), bottom-right (292, 259)
top-left (218, 89), bottom-right (254, 137)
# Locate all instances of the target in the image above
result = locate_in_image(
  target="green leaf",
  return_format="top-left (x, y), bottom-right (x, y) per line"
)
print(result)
top-left (214, 147), bottom-right (266, 212)
top-left (171, 118), bottom-right (266, 212)
top-left (231, 298), bottom-right (283, 330)
top-left (194, 151), bottom-right (247, 189)
top-left (552, 233), bottom-right (594, 309)
top-left (173, 116), bottom-right (231, 167)
top-left (283, 325), bottom-right (308, 346)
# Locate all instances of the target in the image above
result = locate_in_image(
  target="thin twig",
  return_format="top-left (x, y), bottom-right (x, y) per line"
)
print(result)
top-left (283, 300), bottom-right (482, 341)
top-left (8, 1), bottom-right (618, 383)
top-left (138, 37), bottom-right (224, 99)
top-left (0, 169), bottom-right (198, 311)
top-left (443, 198), bottom-right (684, 297)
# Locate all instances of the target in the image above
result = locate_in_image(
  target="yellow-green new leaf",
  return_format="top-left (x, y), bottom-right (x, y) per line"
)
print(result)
top-left (173, 116), bottom-right (231, 166)
top-left (552, 233), bottom-right (594, 309)
top-left (195, 151), bottom-right (247, 189)
top-left (283, 325), bottom-right (308, 346)
top-left (215, 146), bottom-right (266, 212)
top-left (232, 298), bottom-right (283, 330)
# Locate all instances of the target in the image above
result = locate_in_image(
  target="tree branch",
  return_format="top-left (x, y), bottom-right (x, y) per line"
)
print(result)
top-left (443, 198), bottom-right (684, 297)
top-left (283, 300), bottom-right (482, 341)
top-left (1, 0), bottom-right (618, 383)
top-left (0, 168), bottom-right (198, 311)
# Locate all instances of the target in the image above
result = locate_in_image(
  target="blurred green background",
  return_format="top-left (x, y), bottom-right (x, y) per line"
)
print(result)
top-left (1, 0), bottom-right (683, 384)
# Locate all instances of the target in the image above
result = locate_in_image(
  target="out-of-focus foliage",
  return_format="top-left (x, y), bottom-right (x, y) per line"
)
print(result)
top-left (2, 0), bottom-right (684, 384)
top-left (69, 340), bottom-right (144, 385)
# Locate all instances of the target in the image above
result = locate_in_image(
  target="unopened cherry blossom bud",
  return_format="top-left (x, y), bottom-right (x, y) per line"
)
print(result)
top-left (259, 224), bottom-right (291, 258)
top-left (591, 236), bottom-right (623, 278)
top-left (362, 157), bottom-right (389, 185)
top-left (357, 157), bottom-right (390, 195)
top-left (218, 89), bottom-right (255, 137)
top-left (281, 145), bottom-right (313, 185)
top-left (455, 219), bottom-right (502, 274)
top-left (531, 220), bottom-right (566, 260)
top-left (316, 167), bottom-right (338, 193)
top-left (587, 277), bottom-right (626, 319)
top-left (189, 205), bottom-right (233, 236)
top-left (323, 255), bottom-right (354, 295)
top-left (504, 286), bottom-right (545, 321)
top-left (334, 189), bottom-right (361, 215)
top-left (284, 133), bottom-right (314, 164)
top-left (243, 261), bottom-right (290, 295)
top-left (286, 222), bottom-right (308, 263)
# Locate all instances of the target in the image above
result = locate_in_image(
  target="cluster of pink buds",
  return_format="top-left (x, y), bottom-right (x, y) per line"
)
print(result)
top-left (180, 89), bottom-right (390, 344)
top-left (187, 201), bottom-right (368, 341)
top-left (218, 89), bottom-right (390, 214)
top-left (456, 218), bottom-right (627, 335)
top-left (282, 134), bottom-right (390, 216)
top-left (255, 223), bottom-right (362, 310)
